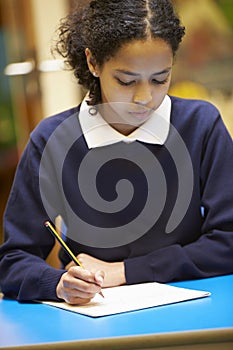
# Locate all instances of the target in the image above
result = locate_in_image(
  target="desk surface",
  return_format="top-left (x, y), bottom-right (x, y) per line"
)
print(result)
top-left (0, 275), bottom-right (233, 350)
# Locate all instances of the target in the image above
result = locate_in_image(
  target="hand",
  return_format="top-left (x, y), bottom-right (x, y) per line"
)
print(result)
top-left (65, 253), bottom-right (126, 288)
top-left (56, 266), bottom-right (104, 305)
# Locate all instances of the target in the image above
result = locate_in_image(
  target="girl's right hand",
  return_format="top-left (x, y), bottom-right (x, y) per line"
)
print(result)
top-left (56, 266), bottom-right (104, 305)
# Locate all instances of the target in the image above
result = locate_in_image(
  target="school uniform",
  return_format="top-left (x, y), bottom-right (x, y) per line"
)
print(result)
top-left (0, 95), bottom-right (233, 301)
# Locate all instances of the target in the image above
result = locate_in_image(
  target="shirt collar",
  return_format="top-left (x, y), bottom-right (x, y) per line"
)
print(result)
top-left (79, 95), bottom-right (171, 149)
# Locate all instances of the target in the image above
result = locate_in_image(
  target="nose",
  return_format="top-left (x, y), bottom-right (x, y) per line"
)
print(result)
top-left (133, 83), bottom-right (153, 105)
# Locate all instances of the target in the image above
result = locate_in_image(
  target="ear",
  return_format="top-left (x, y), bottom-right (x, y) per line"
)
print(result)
top-left (85, 48), bottom-right (99, 77)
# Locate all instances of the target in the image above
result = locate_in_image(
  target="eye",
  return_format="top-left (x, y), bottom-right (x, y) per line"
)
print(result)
top-left (152, 76), bottom-right (169, 85)
top-left (115, 78), bottom-right (136, 86)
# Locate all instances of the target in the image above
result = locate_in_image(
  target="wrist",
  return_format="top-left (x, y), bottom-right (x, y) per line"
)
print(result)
top-left (104, 261), bottom-right (126, 287)
top-left (115, 261), bottom-right (126, 285)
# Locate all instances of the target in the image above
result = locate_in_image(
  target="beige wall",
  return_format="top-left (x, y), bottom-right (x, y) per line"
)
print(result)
top-left (31, 0), bottom-right (82, 118)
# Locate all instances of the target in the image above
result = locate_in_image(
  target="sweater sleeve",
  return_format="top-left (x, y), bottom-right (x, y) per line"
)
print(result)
top-left (0, 137), bottom-right (65, 301)
top-left (124, 114), bottom-right (233, 284)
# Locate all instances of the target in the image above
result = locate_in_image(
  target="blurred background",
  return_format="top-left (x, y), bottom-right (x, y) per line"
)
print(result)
top-left (0, 0), bottom-right (233, 243)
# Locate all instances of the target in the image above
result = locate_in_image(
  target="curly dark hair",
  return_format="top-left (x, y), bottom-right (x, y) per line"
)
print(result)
top-left (55, 0), bottom-right (185, 105)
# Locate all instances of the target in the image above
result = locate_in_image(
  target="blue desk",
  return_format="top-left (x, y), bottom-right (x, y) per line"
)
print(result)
top-left (0, 275), bottom-right (233, 350)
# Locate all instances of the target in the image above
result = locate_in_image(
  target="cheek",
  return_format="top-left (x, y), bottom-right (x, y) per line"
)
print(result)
top-left (103, 87), bottom-right (132, 104)
top-left (151, 84), bottom-right (170, 107)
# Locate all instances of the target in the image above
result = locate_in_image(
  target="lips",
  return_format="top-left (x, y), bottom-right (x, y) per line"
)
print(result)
top-left (128, 109), bottom-right (152, 119)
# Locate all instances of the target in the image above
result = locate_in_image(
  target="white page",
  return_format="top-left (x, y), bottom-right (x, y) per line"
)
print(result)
top-left (42, 282), bottom-right (210, 317)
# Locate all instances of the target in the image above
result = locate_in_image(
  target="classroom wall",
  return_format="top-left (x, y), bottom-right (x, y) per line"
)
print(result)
top-left (31, 0), bottom-right (82, 118)
top-left (171, 0), bottom-right (233, 135)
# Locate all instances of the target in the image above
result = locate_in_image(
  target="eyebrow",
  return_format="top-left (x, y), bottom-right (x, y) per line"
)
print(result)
top-left (115, 68), bottom-right (171, 77)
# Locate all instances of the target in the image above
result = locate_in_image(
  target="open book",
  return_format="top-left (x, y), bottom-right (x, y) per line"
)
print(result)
top-left (42, 282), bottom-right (210, 317)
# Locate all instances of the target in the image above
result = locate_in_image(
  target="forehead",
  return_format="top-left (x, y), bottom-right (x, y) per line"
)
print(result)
top-left (104, 38), bottom-right (173, 72)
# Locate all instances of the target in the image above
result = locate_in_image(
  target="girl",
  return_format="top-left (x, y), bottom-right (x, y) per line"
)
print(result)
top-left (0, 0), bottom-right (233, 305)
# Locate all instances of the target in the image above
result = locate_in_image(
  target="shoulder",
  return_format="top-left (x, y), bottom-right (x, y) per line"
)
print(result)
top-left (169, 96), bottom-right (232, 149)
top-left (170, 95), bottom-right (219, 118)
top-left (169, 95), bottom-right (221, 132)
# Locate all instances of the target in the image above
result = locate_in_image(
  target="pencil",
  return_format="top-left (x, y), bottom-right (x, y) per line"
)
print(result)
top-left (44, 221), bottom-right (104, 298)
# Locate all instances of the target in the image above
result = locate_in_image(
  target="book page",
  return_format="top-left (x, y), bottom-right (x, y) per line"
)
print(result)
top-left (42, 282), bottom-right (210, 317)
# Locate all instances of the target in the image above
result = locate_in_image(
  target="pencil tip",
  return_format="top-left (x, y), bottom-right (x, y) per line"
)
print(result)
top-left (99, 291), bottom-right (105, 298)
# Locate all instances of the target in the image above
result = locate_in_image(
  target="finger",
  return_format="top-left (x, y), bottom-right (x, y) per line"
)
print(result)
top-left (62, 286), bottom-right (96, 300)
top-left (69, 266), bottom-right (99, 284)
top-left (62, 292), bottom-right (93, 305)
top-left (94, 270), bottom-right (105, 286)
top-left (65, 261), bottom-right (75, 270)
top-left (63, 268), bottom-right (103, 294)
top-left (58, 277), bottom-right (99, 304)
top-left (63, 278), bottom-right (102, 295)
top-left (66, 297), bottom-right (92, 305)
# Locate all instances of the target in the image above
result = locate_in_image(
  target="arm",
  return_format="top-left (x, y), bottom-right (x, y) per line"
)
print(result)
top-left (125, 114), bottom-right (233, 284)
top-left (0, 140), bottom-right (65, 300)
top-left (0, 135), bottom-right (104, 303)
top-left (67, 113), bottom-right (233, 286)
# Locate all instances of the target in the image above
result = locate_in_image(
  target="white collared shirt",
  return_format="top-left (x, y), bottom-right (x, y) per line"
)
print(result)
top-left (79, 95), bottom-right (171, 149)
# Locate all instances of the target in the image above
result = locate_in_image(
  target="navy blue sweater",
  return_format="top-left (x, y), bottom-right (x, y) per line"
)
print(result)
top-left (1, 96), bottom-right (233, 301)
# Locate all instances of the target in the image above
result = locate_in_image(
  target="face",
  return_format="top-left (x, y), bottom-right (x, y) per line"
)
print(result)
top-left (86, 38), bottom-right (173, 135)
